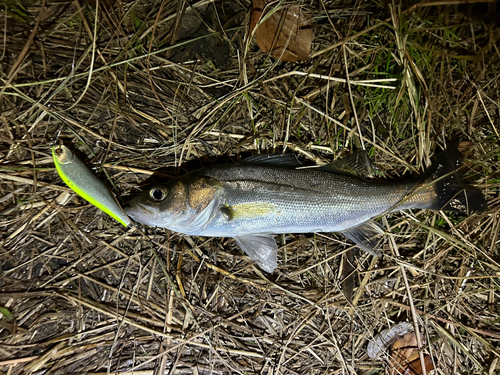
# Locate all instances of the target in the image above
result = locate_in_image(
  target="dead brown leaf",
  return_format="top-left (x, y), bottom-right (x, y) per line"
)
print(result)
top-left (250, 0), bottom-right (312, 62)
top-left (406, 355), bottom-right (435, 375)
top-left (390, 332), bottom-right (435, 375)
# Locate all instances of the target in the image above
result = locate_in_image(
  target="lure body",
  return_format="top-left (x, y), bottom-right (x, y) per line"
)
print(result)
top-left (51, 145), bottom-right (131, 227)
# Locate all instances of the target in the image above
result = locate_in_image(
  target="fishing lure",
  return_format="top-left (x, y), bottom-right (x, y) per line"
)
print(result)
top-left (51, 144), bottom-right (131, 227)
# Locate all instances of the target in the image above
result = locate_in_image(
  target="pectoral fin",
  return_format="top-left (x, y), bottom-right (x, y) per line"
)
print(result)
top-left (342, 221), bottom-right (385, 256)
top-left (234, 234), bottom-right (278, 273)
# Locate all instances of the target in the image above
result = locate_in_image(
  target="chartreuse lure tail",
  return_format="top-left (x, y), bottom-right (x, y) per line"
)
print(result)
top-left (51, 144), bottom-right (131, 227)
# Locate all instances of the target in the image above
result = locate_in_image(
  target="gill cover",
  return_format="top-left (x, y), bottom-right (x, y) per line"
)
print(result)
top-left (126, 177), bottom-right (224, 234)
top-left (182, 177), bottom-right (224, 233)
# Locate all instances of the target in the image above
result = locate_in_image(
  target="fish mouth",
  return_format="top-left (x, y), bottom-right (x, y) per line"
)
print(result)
top-left (124, 199), bottom-right (181, 229)
top-left (124, 202), bottom-right (156, 225)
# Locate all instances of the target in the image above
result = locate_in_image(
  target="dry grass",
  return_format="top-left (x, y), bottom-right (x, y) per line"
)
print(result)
top-left (1, 0), bottom-right (499, 374)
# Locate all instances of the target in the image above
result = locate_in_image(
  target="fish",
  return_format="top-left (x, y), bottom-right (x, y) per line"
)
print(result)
top-left (52, 144), bottom-right (131, 227)
top-left (125, 143), bottom-right (487, 272)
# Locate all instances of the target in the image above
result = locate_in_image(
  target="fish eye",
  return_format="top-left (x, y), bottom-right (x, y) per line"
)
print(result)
top-left (149, 188), bottom-right (167, 201)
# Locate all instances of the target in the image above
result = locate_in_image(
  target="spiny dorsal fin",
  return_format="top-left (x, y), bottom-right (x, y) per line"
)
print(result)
top-left (241, 153), bottom-right (303, 168)
top-left (319, 151), bottom-right (383, 178)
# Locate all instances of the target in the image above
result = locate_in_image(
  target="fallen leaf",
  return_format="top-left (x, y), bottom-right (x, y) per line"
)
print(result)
top-left (406, 355), bottom-right (435, 375)
top-left (390, 331), bottom-right (420, 374)
top-left (250, 0), bottom-right (312, 62)
top-left (390, 332), bottom-right (434, 375)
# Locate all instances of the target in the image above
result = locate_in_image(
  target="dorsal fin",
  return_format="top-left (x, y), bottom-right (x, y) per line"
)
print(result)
top-left (319, 151), bottom-right (383, 178)
top-left (241, 153), bottom-right (303, 168)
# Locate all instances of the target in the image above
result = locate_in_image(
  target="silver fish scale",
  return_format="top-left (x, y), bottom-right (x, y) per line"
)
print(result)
top-left (192, 164), bottom-right (418, 237)
top-left (125, 147), bottom-right (486, 272)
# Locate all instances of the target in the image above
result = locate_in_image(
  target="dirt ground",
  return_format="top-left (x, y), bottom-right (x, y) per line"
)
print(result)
top-left (0, 0), bottom-right (499, 374)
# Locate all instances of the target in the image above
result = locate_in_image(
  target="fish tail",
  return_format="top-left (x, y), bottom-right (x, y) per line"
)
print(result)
top-left (418, 141), bottom-right (487, 214)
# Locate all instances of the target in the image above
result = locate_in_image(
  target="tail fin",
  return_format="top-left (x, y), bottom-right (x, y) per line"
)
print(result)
top-left (425, 141), bottom-right (487, 214)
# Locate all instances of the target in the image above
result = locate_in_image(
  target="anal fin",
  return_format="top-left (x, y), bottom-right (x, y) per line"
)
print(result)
top-left (342, 221), bottom-right (385, 256)
top-left (234, 234), bottom-right (278, 273)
